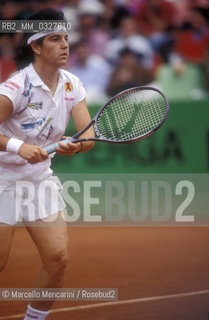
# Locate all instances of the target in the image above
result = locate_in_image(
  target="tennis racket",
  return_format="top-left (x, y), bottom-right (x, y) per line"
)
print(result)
top-left (44, 86), bottom-right (169, 154)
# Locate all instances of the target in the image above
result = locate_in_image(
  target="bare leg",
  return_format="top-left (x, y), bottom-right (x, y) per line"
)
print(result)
top-left (0, 224), bottom-right (15, 272)
top-left (25, 212), bottom-right (69, 311)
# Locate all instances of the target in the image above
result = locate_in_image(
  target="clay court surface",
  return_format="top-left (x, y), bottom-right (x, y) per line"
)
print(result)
top-left (0, 226), bottom-right (208, 319)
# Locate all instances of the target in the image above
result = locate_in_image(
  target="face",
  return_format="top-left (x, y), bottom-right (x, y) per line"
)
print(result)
top-left (190, 10), bottom-right (207, 29)
top-left (120, 18), bottom-right (137, 38)
top-left (74, 42), bottom-right (89, 63)
top-left (35, 33), bottom-right (69, 67)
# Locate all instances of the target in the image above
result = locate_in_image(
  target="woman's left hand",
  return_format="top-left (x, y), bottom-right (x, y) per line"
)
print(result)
top-left (55, 136), bottom-right (82, 155)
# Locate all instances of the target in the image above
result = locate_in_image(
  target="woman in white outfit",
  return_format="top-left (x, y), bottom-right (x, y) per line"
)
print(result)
top-left (0, 8), bottom-right (94, 320)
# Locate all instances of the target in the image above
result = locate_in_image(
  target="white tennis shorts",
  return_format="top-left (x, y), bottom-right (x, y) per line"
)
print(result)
top-left (0, 175), bottom-right (66, 225)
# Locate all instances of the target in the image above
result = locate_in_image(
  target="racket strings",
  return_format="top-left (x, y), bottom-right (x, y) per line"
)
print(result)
top-left (97, 89), bottom-right (167, 141)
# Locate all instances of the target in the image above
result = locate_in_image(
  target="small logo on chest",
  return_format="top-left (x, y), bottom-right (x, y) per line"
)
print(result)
top-left (64, 82), bottom-right (73, 92)
top-left (26, 102), bottom-right (43, 110)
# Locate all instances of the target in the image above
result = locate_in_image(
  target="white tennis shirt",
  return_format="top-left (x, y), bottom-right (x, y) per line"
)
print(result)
top-left (0, 63), bottom-right (86, 181)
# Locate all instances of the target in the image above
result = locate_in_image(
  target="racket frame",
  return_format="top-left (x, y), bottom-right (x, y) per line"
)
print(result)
top-left (44, 86), bottom-right (169, 154)
top-left (71, 86), bottom-right (169, 144)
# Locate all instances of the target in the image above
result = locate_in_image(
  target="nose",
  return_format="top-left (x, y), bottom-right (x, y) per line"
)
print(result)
top-left (61, 38), bottom-right (69, 49)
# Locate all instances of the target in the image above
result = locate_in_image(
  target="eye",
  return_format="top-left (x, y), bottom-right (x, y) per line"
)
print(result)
top-left (49, 36), bottom-right (59, 42)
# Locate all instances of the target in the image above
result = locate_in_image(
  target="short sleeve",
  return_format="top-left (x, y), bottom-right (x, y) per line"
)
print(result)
top-left (73, 79), bottom-right (86, 106)
top-left (0, 77), bottom-right (23, 114)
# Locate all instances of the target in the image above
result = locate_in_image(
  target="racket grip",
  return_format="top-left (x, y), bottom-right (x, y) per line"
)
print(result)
top-left (44, 138), bottom-right (71, 154)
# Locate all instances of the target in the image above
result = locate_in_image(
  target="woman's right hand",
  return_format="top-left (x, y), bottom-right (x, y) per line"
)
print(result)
top-left (18, 143), bottom-right (48, 164)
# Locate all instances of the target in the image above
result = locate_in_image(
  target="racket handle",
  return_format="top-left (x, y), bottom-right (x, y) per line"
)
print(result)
top-left (44, 138), bottom-right (71, 154)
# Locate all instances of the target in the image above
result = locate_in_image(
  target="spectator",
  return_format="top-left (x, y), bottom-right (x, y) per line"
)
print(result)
top-left (176, 1), bottom-right (209, 31)
top-left (76, 0), bottom-right (110, 57)
top-left (135, 0), bottom-right (177, 37)
top-left (170, 6), bottom-right (209, 67)
top-left (176, 6), bottom-right (209, 61)
top-left (106, 48), bottom-right (154, 97)
top-left (174, 0), bottom-right (209, 28)
top-left (69, 39), bottom-right (112, 103)
top-left (0, 34), bottom-right (16, 82)
top-left (134, 0), bottom-right (177, 61)
top-left (101, 0), bottom-right (130, 31)
top-left (169, 6), bottom-right (209, 90)
top-left (61, 0), bottom-right (82, 44)
top-left (0, 0), bottom-right (19, 19)
top-left (105, 16), bottom-right (154, 70)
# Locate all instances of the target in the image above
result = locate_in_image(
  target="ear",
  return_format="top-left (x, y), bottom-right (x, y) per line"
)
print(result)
top-left (30, 40), bottom-right (41, 56)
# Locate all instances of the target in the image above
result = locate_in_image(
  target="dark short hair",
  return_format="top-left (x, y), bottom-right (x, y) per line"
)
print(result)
top-left (192, 6), bottom-right (209, 22)
top-left (14, 8), bottom-right (65, 70)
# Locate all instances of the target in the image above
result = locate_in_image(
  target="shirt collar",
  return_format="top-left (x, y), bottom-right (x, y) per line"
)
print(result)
top-left (27, 63), bottom-right (65, 89)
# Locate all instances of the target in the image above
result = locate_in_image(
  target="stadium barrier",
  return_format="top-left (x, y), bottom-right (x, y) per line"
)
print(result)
top-left (52, 99), bottom-right (209, 174)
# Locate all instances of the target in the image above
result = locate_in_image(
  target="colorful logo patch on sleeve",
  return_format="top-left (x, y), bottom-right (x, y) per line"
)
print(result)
top-left (64, 82), bottom-right (73, 92)
top-left (4, 80), bottom-right (20, 91)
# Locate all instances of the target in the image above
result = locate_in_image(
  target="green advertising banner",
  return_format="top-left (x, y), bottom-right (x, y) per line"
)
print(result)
top-left (52, 99), bottom-right (209, 174)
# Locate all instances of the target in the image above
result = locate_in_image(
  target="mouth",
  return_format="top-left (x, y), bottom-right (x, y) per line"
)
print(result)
top-left (60, 53), bottom-right (68, 57)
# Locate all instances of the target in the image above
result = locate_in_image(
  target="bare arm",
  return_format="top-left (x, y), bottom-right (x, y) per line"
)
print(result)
top-left (0, 95), bottom-right (48, 164)
top-left (56, 98), bottom-right (95, 155)
top-left (0, 95), bottom-right (14, 151)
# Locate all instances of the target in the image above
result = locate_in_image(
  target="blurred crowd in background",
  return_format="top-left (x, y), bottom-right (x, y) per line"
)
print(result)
top-left (0, 0), bottom-right (209, 103)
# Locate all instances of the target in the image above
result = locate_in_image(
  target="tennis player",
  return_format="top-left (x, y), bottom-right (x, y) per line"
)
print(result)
top-left (0, 8), bottom-right (94, 320)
